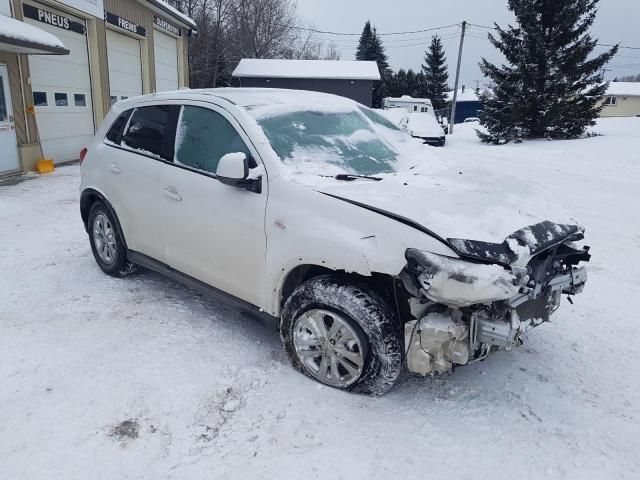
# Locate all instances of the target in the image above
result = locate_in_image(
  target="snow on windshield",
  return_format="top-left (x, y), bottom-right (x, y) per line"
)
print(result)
top-left (248, 105), bottom-right (411, 176)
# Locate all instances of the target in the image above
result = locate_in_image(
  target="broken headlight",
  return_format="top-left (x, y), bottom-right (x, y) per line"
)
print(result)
top-left (405, 249), bottom-right (525, 308)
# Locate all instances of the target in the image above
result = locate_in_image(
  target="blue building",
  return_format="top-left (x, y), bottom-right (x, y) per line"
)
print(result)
top-left (447, 87), bottom-right (484, 123)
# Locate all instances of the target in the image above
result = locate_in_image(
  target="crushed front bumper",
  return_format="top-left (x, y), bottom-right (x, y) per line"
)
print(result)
top-left (403, 239), bottom-right (589, 376)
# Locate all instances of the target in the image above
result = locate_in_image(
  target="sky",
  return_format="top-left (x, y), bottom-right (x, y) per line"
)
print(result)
top-left (296, 0), bottom-right (640, 87)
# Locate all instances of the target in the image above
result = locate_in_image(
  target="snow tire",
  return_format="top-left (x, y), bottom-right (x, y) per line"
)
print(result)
top-left (281, 275), bottom-right (403, 395)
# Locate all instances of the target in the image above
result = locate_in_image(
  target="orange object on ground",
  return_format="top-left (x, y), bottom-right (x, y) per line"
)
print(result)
top-left (36, 159), bottom-right (55, 174)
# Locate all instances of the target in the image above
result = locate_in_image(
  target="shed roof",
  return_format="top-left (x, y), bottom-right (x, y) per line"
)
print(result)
top-left (232, 59), bottom-right (381, 81)
top-left (446, 88), bottom-right (481, 102)
top-left (606, 82), bottom-right (640, 97)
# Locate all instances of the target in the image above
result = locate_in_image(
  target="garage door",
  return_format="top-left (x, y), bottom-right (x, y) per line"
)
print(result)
top-left (24, 3), bottom-right (94, 163)
top-left (106, 29), bottom-right (142, 105)
top-left (153, 30), bottom-right (179, 92)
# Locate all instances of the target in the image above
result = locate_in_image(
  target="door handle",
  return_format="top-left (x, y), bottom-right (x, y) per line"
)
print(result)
top-left (109, 163), bottom-right (121, 174)
top-left (163, 186), bottom-right (182, 201)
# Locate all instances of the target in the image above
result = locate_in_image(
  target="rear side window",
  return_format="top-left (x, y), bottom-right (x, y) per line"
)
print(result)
top-left (174, 106), bottom-right (251, 175)
top-left (105, 110), bottom-right (132, 145)
top-left (122, 105), bottom-right (173, 160)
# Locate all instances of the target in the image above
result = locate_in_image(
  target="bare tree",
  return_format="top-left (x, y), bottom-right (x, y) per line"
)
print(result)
top-left (171, 0), bottom-right (342, 88)
top-left (228, 0), bottom-right (298, 59)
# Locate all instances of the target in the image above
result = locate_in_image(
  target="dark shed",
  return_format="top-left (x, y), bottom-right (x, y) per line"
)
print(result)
top-left (232, 59), bottom-right (381, 107)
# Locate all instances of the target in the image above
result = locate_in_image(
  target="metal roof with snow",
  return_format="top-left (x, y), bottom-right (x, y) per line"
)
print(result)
top-left (150, 1), bottom-right (197, 29)
top-left (606, 82), bottom-right (640, 97)
top-left (446, 88), bottom-right (482, 102)
top-left (232, 59), bottom-right (381, 81)
top-left (0, 13), bottom-right (68, 55)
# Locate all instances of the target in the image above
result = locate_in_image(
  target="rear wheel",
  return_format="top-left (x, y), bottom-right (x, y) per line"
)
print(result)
top-left (281, 275), bottom-right (403, 395)
top-left (88, 201), bottom-right (135, 277)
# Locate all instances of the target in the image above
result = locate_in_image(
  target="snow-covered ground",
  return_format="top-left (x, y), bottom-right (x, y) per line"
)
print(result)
top-left (2, 118), bottom-right (639, 479)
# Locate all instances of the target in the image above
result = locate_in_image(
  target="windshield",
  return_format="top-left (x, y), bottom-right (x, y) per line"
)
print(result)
top-left (249, 106), bottom-right (401, 176)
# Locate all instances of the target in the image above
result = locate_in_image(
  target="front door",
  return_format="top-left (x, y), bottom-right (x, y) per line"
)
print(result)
top-left (161, 103), bottom-right (268, 308)
top-left (0, 65), bottom-right (19, 174)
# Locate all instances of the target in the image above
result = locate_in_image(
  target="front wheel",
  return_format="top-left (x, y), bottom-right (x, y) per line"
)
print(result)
top-left (281, 275), bottom-right (403, 395)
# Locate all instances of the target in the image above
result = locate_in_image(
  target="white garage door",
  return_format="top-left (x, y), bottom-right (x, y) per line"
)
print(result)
top-left (106, 29), bottom-right (142, 105)
top-left (24, 5), bottom-right (94, 163)
top-left (153, 30), bottom-right (179, 92)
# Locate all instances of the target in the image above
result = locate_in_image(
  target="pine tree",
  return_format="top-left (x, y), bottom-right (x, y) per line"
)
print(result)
top-left (478, 0), bottom-right (618, 144)
top-left (355, 21), bottom-right (374, 61)
top-left (356, 21), bottom-right (391, 107)
top-left (422, 35), bottom-right (449, 111)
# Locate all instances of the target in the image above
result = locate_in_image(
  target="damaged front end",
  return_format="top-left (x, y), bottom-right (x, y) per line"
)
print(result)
top-left (400, 222), bottom-right (590, 376)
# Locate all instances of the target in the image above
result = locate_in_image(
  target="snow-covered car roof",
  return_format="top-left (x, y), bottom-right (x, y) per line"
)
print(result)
top-left (232, 59), bottom-right (381, 81)
top-left (152, 87), bottom-right (362, 110)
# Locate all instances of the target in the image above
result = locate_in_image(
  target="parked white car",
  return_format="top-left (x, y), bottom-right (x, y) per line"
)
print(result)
top-left (399, 112), bottom-right (446, 146)
top-left (80, 88), bottom-right (589, 395)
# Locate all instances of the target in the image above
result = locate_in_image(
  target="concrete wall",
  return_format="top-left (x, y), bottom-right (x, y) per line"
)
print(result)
top-left (599, 95), bottom-right (640, 117)
top-left (236, 77), bottom-right (375, 107)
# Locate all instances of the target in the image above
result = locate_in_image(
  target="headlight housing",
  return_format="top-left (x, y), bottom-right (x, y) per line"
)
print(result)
top-left (406, 249), bottom-right (522, 307)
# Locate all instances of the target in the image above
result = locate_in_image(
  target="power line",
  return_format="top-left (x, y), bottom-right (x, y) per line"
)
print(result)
top-left (467, 23), bottom-right (495, 30)
top-left (467, 23), bottom-right (640, 51)
top-left (290, 23), bottom-right (460, 37)
top-left (385, 36), bottom-right (461, 49)
top-left (597, 43), bottom-right (640, 51)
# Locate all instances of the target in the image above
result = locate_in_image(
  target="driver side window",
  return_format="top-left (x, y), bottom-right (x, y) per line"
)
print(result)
top-left (174, 106), bottom-right (251, 175)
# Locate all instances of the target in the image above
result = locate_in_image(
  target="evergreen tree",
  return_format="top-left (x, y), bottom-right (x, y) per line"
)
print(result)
top-left (355, 21), bottom-right (374, 61)
top-left (422, 35), bottom-right (449, 111)
top-left (356, 21), bottom-right (391, 107)
top-left (478, 0), bottom-right (618, 144)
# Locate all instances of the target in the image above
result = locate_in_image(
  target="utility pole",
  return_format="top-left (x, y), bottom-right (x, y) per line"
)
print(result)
top-left (449, 20), bottom-right (466, 134)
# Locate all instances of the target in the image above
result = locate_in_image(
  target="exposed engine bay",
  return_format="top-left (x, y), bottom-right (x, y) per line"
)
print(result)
top-left (400, 224), bottom-right (590, 376)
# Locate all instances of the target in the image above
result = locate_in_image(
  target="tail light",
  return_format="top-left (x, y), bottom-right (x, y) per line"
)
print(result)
top-left (79, 147), bottom-right (88, 165)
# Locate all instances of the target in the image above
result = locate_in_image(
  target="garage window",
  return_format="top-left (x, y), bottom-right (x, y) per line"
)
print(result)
top-left (174, 106), bottom-right (250, 175)
top-left (55, 93), bottom-right (68, 107)
top-left (122, 105), bottom-right (174, 160)
top-left (33, 91), bottom-right (48, 106)
top-left (74, 94), bottom-right (86, 107)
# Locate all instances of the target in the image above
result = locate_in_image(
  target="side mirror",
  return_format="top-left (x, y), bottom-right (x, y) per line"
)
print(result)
top-left (216, 152), bottom-right (262, 193)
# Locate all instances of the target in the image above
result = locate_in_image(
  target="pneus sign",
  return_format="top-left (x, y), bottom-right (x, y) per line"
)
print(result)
top-left (105, 11), bottom-right (147, 37)
top-left (23, 4), bottom-right (86, 34)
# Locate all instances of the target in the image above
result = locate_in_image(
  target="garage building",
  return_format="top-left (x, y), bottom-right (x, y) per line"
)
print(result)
top-left (0, 0), bottom-right (195, 176)
top-left (232, 59), bottom-right (381, 107)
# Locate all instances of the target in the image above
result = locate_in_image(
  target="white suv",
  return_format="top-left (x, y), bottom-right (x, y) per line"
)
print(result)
top-left (80, 88), bottom-right (589, 395)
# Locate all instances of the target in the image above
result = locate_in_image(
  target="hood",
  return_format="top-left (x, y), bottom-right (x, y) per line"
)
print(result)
top-left (314, 173), bottom-right (581, 264)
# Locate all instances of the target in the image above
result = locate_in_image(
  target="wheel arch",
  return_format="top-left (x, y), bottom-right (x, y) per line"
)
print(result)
top-left (80, 189), bottom-right (128, 250)
top-left (278, 264), bottom-right (409, 322)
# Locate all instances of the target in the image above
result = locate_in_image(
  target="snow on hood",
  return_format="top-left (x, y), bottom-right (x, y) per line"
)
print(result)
top-left (312, 167), bottom-right (577, 245)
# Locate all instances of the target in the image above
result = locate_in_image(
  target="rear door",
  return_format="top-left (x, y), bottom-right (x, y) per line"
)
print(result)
top-left (105, 103), bottom-right (179, 263)
top-left (161, 103), bottom-right (268, 307)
